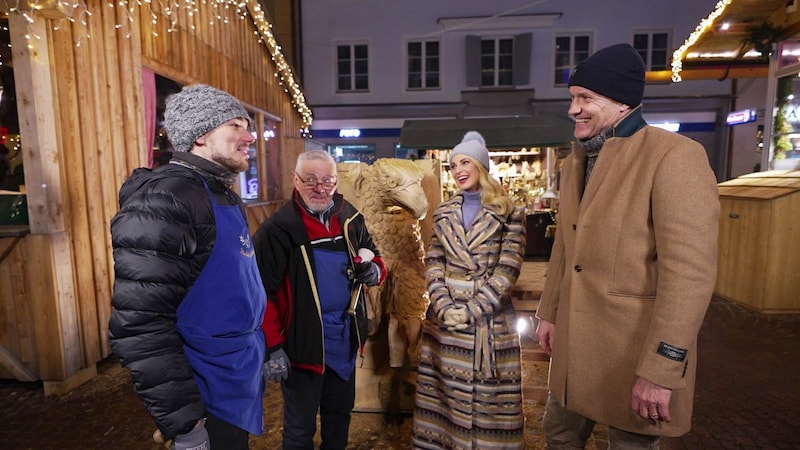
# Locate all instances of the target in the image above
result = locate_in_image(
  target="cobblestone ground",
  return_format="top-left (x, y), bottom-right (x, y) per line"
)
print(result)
top-left (0, 296), bottom-right (798, 449)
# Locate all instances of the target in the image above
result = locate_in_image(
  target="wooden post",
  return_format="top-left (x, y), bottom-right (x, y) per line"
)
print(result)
top-left (9, 14), bottom-right (83, 392)
top-left (9, 14), bottom-right (65, 234)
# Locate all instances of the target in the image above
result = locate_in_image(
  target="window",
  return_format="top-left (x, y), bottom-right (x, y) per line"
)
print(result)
top-left (554, 34), bottom-right (591, 85)
top-left (337, 43), bottom-right (369, 92)
top-left (633, 32), bottom-right (670, 71)
top-left (407, 40), bottom-right (440, 90)
top-left (466, 33), bottom-right (530, 87)
top-left (481, 37), bottom-right (514, 87)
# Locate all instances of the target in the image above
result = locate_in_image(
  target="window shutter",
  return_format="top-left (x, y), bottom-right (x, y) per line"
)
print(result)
top-left (465, 35), bottom-right (481, 87)
top-left (513, 32), bottom-right (532, 86)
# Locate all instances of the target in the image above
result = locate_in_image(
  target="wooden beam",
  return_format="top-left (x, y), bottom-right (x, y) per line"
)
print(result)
top-left (43, 364), bottom-right (97, 397)
top-left (0, 342), bottom-right (36, 382)
top-left (647, 66), bottom-right (769, 83)
top-left (8, 13), bottom-right (66, 233)
top-left (25, 233), bottom-right (81, 380)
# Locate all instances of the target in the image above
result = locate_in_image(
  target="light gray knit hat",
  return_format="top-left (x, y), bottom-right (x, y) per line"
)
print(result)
top-left (164, 84), bottom-right (251, 153)
top-left (450, 131), bottom-right (490, 170)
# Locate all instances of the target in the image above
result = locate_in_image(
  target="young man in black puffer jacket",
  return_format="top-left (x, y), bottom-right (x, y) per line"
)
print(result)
top-left (109, 84), bottom-right (266, 450)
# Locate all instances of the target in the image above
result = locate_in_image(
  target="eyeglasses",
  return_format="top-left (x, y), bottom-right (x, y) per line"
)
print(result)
top-left (295, 172), bottom-right (338, 190)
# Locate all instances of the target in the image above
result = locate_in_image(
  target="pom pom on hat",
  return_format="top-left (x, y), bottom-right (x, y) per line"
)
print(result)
top-left (164, 84), bottom-right (251, 153)
top-left (568, 43), bottom-right (645, 107)
top-left (450, 131), bottom-right (490, 170)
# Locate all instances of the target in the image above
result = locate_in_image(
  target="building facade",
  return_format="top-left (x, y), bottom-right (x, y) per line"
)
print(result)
top-left (300, 0), bottom-right (769, 181)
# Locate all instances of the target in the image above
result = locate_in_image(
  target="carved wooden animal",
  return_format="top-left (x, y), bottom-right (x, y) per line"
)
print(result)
top-left (345, 159), bottom-right (430, 367)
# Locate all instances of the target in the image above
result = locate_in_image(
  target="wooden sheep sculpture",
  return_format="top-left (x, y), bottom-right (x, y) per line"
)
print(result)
top-left (344, 159), bottom-right (430, 367)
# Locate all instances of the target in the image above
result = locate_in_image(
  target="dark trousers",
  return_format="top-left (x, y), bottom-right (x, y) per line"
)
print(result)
top-left (542, 395), bottom-right (661, 449)
top-left (206, 411), bottom-right (250, 450)
top-left (281, 366), bottom-right (356, 450)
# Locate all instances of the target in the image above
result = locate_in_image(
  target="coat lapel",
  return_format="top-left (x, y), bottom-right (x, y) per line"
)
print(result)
top-left (432, 197), bottom-right (505, 272)
top-left (465, 209), bottom-right (504, 250)
top-left (581, 138), bottom-right (621, 207)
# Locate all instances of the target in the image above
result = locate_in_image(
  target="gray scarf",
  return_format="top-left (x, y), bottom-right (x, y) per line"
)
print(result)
top-left (578, 127), bottom-right (613, 193)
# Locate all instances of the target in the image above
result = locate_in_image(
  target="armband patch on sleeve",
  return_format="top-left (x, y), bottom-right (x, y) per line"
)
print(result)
top-left (657, 342), bottom-right (687, 362)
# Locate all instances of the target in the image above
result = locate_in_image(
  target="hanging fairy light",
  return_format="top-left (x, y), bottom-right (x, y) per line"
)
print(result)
top-left (671, 0), bottom-right (733, 82)
top-left (5, 0), bottom-right (313, 129)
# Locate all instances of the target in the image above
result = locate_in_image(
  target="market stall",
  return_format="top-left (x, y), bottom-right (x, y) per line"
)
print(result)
top-left (0, 0), bottom-right (309, 393)
top-left (400, 116), bottom-right (573, 257)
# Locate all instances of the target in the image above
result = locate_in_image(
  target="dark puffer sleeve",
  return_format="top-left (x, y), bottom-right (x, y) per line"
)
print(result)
top-left (108, 171), bottom-right (211, 439)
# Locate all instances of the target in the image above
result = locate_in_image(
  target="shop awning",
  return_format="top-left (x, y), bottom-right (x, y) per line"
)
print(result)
top-left (400, 115), bottom-right (575, 149)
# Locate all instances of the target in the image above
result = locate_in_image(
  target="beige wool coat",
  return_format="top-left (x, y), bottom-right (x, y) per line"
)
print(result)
top-left (536, 122), bottom-right (720, 436)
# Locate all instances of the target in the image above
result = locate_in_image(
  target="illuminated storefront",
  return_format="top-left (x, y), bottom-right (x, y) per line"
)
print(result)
top-left (764, 39), bottom-right (800, 169)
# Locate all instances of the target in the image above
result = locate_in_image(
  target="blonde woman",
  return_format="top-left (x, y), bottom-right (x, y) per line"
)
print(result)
top-left (412, 131), bottom-right (526, 450)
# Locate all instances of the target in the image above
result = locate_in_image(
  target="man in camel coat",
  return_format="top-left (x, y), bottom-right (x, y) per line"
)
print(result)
top-left (535, 43), bottom-right (720, 448)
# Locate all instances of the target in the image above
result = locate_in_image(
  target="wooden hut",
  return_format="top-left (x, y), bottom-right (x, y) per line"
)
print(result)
top-left (0, 0), bottom-right (308, 394)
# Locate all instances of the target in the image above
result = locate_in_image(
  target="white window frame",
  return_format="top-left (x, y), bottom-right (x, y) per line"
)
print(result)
top-left (554, 33), bottom-right (592, 86)
top-left (480, 36), bottom-right (514, 87)
top-left (406, 39), bottom-right (441, 91)
top-left (633, 30), bottom-right (672, 71)
top-left (335, 42), bottom-right (370, 93)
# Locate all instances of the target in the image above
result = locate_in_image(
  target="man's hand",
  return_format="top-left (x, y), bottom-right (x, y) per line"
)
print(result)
top-left (631, 377), bottom-right (673, 422)
top-left (534, 319), bottom-right (555, 356)
top-left (171, 420), bottom-right (209, 450)
top-left (442, 306), bottom-right (469, 331)
top-left (353, 261), bottom-right (380, 286)
top-left (266, 348), bottom-right (290, 382)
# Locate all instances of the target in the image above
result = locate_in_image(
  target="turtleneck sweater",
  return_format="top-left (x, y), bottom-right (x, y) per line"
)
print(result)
top-left (461, 190), bottom-right (482, 228)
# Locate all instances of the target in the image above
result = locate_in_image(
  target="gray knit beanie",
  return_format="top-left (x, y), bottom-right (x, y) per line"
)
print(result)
top-left (164, 84), bottom-right (251, 153)
top-left (450, 131), bottom-right (490, 170)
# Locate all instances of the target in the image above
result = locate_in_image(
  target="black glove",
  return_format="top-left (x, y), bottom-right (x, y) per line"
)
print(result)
top-left (171, 420), bottom-right (209, 450)
top-left (266, 348), bottom-right (290, 382)
top-left (353, 261), bottom-right (380, 286)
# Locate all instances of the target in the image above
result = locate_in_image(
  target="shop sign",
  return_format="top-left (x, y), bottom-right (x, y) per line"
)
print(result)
top-left (339, 128), bottom-right (362, 138)
top-left (726, 109), bottom-right (757, 126)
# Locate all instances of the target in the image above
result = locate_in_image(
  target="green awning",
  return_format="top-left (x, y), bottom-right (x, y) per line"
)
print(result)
top-left (400, 115), bottom-right (575, 149)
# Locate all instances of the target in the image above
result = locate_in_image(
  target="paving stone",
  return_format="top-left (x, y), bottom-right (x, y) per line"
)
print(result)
top-left (0, 268), bottom-right (798, 449)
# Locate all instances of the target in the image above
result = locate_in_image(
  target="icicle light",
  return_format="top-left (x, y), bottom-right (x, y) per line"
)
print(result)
top-left (5, 0), bottom-right (313, 130)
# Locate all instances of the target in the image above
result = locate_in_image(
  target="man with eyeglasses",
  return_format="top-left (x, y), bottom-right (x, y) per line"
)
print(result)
top-left (252, 149), bottom-right (387, 450)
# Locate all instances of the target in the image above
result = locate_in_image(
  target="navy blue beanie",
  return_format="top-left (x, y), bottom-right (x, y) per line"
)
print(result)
top-left (568, 43), bottom-right (646, 106)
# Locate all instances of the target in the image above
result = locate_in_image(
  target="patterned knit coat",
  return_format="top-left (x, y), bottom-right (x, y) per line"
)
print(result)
top-left (413, 194), bottom-right (526, 450)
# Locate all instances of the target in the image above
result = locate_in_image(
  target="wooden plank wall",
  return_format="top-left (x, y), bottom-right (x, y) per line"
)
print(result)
top-left (0, 237), bottom-right (36, 380)
top-left (45, 1), bottom-right (149, 375)
top-left (0, 0), bottom-right (306, 386)
top-left (137, 0), bottom-right (305, 138)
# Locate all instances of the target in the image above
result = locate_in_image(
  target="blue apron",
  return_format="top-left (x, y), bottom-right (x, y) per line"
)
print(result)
top-left (176, 177), bottom-right (266, 435)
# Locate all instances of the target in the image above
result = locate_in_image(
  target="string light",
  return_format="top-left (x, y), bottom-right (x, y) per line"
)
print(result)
top-left (6, 0), bottom-right (313, 130)
top-left (671, 0), bottom-right (733, 82)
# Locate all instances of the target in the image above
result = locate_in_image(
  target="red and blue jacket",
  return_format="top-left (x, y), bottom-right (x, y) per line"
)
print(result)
top-left (252, 190), bottom-right (386, 374)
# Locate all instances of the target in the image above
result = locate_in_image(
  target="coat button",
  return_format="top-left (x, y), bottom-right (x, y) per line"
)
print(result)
top-left (572, 224), bottom-right (577, 230)
top-left (465, 275), bottom-right (473, 281)
top-left (574, 265), bottom-right (582, 272)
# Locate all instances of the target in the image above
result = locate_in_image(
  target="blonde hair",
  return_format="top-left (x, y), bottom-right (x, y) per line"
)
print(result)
top-left (469, 158), bottom-right (513, 216)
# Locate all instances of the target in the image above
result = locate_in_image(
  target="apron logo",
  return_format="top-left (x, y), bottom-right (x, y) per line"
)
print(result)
top-left (240, 232), bottom-right (255, 257)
